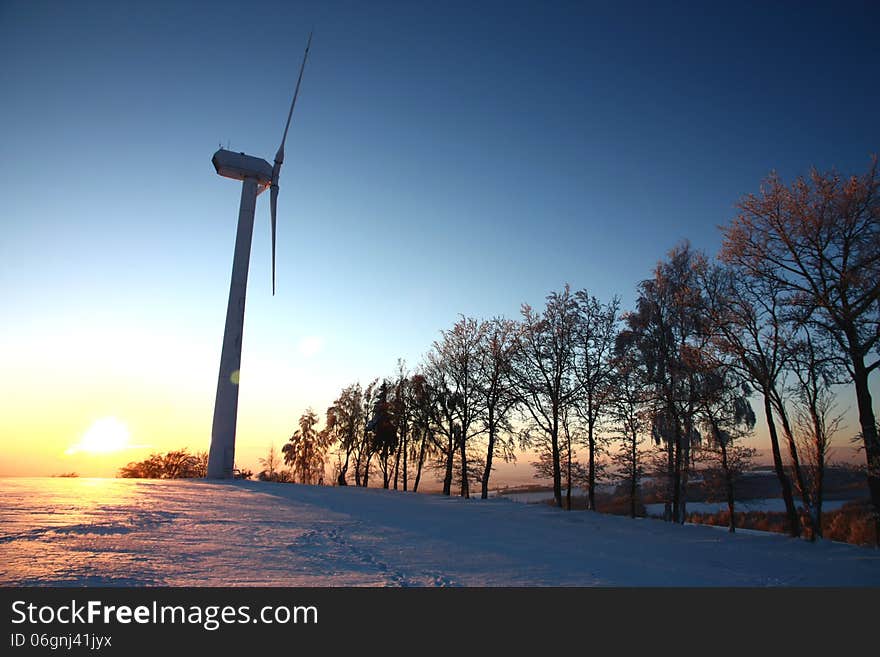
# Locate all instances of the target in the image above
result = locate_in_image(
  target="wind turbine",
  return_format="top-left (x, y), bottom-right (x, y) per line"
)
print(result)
top-left (207, 33), bottom-right (312, 479)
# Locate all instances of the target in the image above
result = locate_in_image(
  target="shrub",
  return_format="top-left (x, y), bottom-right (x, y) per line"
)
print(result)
top-left (686, 501), bottom-right (877, 546)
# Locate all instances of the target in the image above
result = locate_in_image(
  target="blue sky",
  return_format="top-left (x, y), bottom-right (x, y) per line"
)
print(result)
top-left (1, 1), bottom-right (877, 476)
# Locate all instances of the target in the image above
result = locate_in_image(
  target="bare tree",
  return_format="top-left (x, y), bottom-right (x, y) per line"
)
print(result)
top-left (391, 360), bottom-right (410, 490)
top-left (366, 380), bottom-right (397, 489)
top-left (573, 291), bottom-right (620, 510)
top-left (258, 444), bottom-right (283, 481)
top-left (699, 263), bottom-right (805, 536)
top-left (513, 286), bottom-right (581, 509)
top-left (624, 243), bottom-right (705, 523)
top-left (476, 317), bottom-right (520, 499)
top-left (323, 383), bottom-right (365, 486)
top-left (353, 379), bottom-right (380, 487)
top-left (422, 356), bottom-right (460, 495)
top-left (692, 349), bottom-right (758, 533)
top-left (430, 316), bottom-right (486, 498)
top-left (790, 331), bottom-right (846, 538)
top-left (408, 372), bottom-right (441, 492)
top-left (721, 158), bottom-right (880, 538)
top-left (610, 332), bottom-right (649, 518)
top-left (696, 442), bottom-right (756, 533)
top-left (531, 432), bottom-right (587, 508)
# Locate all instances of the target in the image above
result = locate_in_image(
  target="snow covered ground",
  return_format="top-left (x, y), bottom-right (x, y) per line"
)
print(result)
top-left (2, 477), bottom-right (879, 586)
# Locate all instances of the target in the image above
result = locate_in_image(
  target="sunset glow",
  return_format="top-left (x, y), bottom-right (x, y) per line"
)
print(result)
top-left (65, 417), bottom-right (132, 455)
top-left (0, 2), bottom-right (875, 487)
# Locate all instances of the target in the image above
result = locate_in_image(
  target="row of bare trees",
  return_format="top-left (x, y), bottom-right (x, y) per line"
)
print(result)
top-left (274, 158), bottom-right (878, 541)
top-left (717, 159), bottom-right (879, 538)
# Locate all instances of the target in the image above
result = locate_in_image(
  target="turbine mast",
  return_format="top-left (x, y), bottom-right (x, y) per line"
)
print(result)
top-left (208, 33), bottom-right (313, 478)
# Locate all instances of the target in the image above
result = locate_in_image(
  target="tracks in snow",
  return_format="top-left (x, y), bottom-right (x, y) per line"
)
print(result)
top-left (286, 524), bottom-right (456, 587)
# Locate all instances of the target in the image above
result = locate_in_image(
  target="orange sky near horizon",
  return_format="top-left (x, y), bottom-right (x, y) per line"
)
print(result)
top-left (0, 314), bottom-right (346, 479)
top-left (0, 270), bottom-right (874, 483)
top-left (0, 336), bottom-right (870, 486)
top-left (0, 276), bottom-right (872, 483)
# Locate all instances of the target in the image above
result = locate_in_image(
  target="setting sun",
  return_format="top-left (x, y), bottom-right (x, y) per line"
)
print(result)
top-left (65, 417), bottom-right (132, 455)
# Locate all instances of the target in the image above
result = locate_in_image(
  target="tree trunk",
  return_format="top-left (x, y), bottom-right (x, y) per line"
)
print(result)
top-left (382, 448), bottom-right (390, 489)
top-left (664, 438), bottom-right (674, 522)
top-left (721, 440), bottom-right (735, 533)
top-left (392, 444), bottom-right (400, 490)
top-left (402, 429), bottom-right (409, 492)
top-left (587, 420), bottom-right (596, 511)
top-left (337, 449), bottom-right (351, 486)
top-left (679, 420), bottom-right (691, 524)
top-left (813, 399), bottom-right (825, 539)
top-left (442, 427), bottom-right (455, 496)
top-left (672, 422), bottom-right (682, 524)
top-left (354, 448), bottom-right (362, 487)
top-left (566, 430), bottom-right (572, 511)
top-left (772, 391), bottom-right (813, 534)
top-left (851, 356), bottom-right (880, 545)
top-left (762, 393), bottom-right (800, 537)
top-left (551, 413), bottom-right (562, 508)
top-left (481, 412), bottom-right (495, 500)
top-left (460, 427), bottom-right (469, 499)
top-left (414, 429), bottom-right (428, 493)
top-left (630, 430), bottom-right (637, 519)
top-left (814, 449), bottom-right (824, 540)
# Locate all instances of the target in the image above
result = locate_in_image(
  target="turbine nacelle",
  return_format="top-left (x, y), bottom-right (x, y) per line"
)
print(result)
top-left (212, 149), bottom-right (273, 187)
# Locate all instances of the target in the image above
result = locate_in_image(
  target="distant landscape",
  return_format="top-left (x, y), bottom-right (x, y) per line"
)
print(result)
top-left (494, 466), bottom-right (874, 546)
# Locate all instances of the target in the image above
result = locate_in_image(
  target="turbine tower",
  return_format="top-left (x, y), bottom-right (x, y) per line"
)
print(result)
top-left (207, 33), bottom-right (312, 479)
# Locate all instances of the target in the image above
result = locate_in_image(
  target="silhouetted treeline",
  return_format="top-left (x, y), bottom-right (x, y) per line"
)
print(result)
top-left (289, 158), bottom-right (879, 545)
top-left (119, 449), bottom-right (209, 479)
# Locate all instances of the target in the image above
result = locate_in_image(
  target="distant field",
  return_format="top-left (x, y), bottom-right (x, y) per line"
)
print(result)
top-left (644, 498), bottom-right (856, 516)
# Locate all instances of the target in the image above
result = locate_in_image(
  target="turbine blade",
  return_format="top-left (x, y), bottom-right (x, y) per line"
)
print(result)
top-left (270, 184), bottom-right (278, 295)
top-left (275, 31), bottom-right (313, 165)
top-left (268, 32), bottom-right (310, 297)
